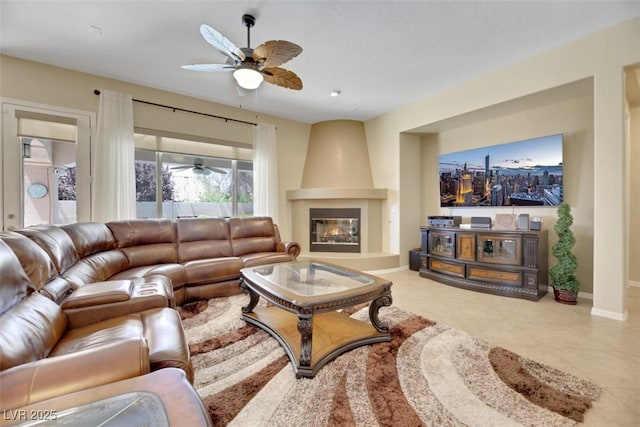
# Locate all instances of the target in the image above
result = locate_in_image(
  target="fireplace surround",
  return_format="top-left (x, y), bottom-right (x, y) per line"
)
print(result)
top-left (286, 120), bottom-right (397, 270)
top-left (310, 208), bottom-right (361, 253)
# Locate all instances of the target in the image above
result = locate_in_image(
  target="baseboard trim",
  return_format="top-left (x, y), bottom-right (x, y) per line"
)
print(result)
top-left (366, 265), bottom-right (409, 275)
top-left (590, 307), bottom-right (629, 321)
top-left (547, 286), bottom-right (593, 300)
top-left (578, 290), bottom-right (593, 300)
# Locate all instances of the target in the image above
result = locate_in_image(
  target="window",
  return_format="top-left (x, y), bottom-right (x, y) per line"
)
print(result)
top-left (135, 149), bottom-right (253, 219)
top-left (237, 161), bottom-right (254, 216)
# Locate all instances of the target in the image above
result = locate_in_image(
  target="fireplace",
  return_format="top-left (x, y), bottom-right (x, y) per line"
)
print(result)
top-left (310, 208), bottom-right (360, 253)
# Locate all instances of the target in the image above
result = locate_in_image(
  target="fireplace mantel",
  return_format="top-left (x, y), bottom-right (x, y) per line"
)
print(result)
top-left (286, 187), bottom-right (387, 200)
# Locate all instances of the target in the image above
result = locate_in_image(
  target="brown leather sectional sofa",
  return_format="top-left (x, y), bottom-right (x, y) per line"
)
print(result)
top-left (0, 216), bottom-right (300, 424)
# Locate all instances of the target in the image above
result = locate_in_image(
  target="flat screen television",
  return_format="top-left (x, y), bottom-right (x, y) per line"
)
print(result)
top-left (439, 134), bottom-right (563, 207)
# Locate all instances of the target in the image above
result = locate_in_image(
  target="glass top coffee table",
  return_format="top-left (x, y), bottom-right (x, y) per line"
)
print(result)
top-left (239, 261), bottom-right (392, 378)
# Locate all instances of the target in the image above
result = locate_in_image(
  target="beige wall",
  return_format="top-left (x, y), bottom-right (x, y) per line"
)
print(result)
top-left (630, 105), bottom-right (640, 284)
top-left (365, 18), bottom-right (640, 319)
top-left (0, 55), bottom-right (310, 240)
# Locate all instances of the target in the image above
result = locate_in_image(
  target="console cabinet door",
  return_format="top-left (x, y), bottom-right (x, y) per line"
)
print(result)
top-left (477, 234), bottom-right (522, 265)
top-left (429, 230), bottom-right (455, 258)
top-left (456, 233), bottom-right (475, 261)
top-left (522, 236), bottom-right (539, 268)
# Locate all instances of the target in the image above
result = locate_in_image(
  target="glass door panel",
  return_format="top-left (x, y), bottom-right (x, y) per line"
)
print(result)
top-left (477, 234), bottom-right (522, 265)
top-left (22, 137), bottom-right (77, 227)
top-left (429, 231), bottom-right (455, 258)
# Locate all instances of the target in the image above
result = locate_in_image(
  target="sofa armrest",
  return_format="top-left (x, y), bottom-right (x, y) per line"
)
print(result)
top-left (276, 241), bottom-right (301, 258)
top-left (62, 279), bottom-right (172, 329)
top-left (0, 337), bottom-right (150, 410)
top-left (60, 280), bottom-right (133, 309)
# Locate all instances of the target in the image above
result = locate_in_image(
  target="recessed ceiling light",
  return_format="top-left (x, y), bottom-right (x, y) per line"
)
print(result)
top-left (330, 90), bottom-right (341, 97)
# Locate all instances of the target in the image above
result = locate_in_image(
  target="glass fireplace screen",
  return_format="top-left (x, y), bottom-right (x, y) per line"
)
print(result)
top-left (310, 208), bottom-right (361, 253)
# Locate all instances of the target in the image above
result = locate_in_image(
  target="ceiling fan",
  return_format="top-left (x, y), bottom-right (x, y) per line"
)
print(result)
top-left (170, 158), bottom-right (227, 176)
top-left (181, 14), bottom-right (303, 91)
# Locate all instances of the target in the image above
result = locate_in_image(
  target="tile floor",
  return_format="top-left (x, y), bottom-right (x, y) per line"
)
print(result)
top-left (375, 269), bottom-right (640, 426)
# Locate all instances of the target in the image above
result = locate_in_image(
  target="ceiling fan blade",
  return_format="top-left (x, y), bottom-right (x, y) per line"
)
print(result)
top-left (170, 165), bottom-right (192, 171)
top-left (199, 24), bottom-right (245, 63)
top-left (262, 67), bottom-right (303, 90)
top-left (204, 166), bottom-right (228, 174)
top-left (181, 63), bottom-right (236, 72)
top-left (253, 40), bottom-right (302, 68)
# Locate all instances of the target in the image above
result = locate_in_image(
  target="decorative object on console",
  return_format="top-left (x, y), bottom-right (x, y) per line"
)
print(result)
top-left (181, 14), bottom-right (303, 91)
top-left (493, 214), bottom-right (517, 230)
top-left (427, 216), bottom-right (461, 228)
top-left (530, 217), bottom-right (542, 231)
top-left (470, 216), bottom-right (491, 229)
top-left (550, 203), bottom-right (580, 304)
top-left (517, 213), bottom-right (530, 230)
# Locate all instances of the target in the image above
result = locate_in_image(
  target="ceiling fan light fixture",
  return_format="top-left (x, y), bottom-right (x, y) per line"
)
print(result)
top-left (192, 167), bottom-right (210, 176)
top-left (233, 66), bottom-right (263, 90)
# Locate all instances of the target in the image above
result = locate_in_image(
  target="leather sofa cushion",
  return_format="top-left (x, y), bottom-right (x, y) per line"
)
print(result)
top-left (108, 219), bottom-right (178, 267)
top-left (39, 277), bottom-right (74, 303)
top-left (122, 244), bottom-right (177, 267)
top-left (61, 280), bottom-right (133, 309)
top-left (228, 217), bottom-right (277, 256)
top-left (0, 337), bottom-right (150, 411)
top-left (17, 225), bottom-right (79, 274)
top-left (108, 219), bottom-right (176, 247)
top-left (0, 293), bottom-right (67, 370)
top-left (62, 222), bottom-right (117, 258)
top-left (183, 257), bottom-right (243, 285)
top-left (50, 307), bottom-right (193, 382)
top-left (110, 264), bottom-right (186, 291)
top-left (176, 218), bottom-right (233, 261)
top-left (63, 249), bottom-right (130, 288)
top-left (0, 231), bottom-right (57, 292)
top-left (0, 240), bottom-right (36, 315)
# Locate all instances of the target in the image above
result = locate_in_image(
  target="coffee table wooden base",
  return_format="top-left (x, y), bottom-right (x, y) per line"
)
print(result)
top-left (242, 306), bottom-right (390, 378)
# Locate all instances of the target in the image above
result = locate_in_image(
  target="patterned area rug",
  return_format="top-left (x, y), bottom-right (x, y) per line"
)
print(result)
top-left (179, 295), bottom-right (600, 426)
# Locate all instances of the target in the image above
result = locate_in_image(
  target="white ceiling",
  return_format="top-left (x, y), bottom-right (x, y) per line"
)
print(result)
top-left (2, 1), bottom-right (639, 124)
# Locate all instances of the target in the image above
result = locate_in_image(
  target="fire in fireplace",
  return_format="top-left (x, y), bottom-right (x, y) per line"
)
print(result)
top-left (310, 208), bottom-right (361, 253)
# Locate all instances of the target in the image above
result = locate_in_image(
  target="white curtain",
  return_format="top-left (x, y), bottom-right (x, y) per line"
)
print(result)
top-left (253, 122), bottom-right (279, 222)
top-left (92, 90), bottom-right (137, 222)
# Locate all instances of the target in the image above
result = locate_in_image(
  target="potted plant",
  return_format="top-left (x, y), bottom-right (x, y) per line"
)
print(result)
top-left (550, 203), bottom-right (580, 304)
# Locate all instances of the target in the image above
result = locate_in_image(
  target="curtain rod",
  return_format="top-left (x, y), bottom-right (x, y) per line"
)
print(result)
top-left (93, 90), bottom-right (257, 127)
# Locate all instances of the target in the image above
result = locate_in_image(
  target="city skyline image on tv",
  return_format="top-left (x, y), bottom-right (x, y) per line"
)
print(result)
top-left (438, 134), bottom-right (563, 207)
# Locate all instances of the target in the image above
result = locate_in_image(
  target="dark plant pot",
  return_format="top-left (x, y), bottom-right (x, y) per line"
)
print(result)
top-left (553, 288), bottom-right (578, 305)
